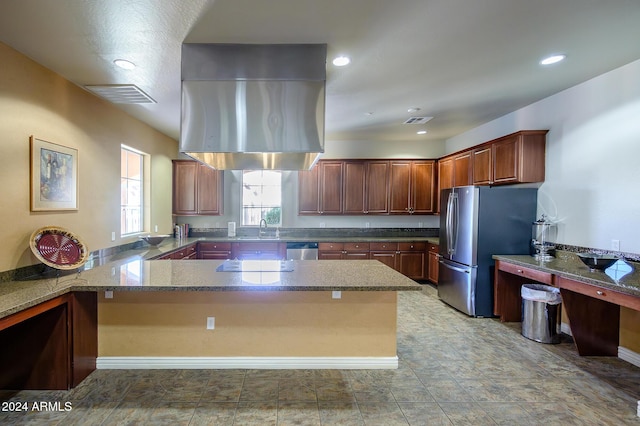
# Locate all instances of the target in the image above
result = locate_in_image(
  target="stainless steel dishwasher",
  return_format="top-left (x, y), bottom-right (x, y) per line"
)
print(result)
top-left (285, 242), bottom-right (319, 260)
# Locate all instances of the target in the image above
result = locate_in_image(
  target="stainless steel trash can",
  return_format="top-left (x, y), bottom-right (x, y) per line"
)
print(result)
top-left (521, 284), bottom-right (562, 344)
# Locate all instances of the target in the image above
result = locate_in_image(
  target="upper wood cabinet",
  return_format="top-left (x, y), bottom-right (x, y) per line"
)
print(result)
top-left (298, 160), bottom-right (344, 215)
top-left (492, 131), bottom-right (546, 184)
top-left (452, 152), bottom-right (473, 187)
top-left (342, 160), bottom-right (390, 214)
top-left (172, 160), bottom-right (223, 216)
top-left (389, 160), bottom-right (436, 214)
top-left (472, 146), bottom-right (492, 185)
top-left (299, 159), bottom-right (435, 216)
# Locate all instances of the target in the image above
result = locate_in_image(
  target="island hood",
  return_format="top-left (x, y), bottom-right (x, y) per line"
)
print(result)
top-left (180, 43), bottom-right (326, 170)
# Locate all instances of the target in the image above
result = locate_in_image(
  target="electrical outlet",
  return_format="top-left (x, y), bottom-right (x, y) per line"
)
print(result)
top-left (611, 239), bottom-right (620, 251)
top-left (332, 291), bottom-right (342, 299)
top-left (105, 290), bottom-right (113, 299)
top-left (365, 222), bottom-right (370, 228)
top-left (154, 225), bottom-right (158, 232)
top-left (206, 317), bottom-right (215, 330)
top-left (111, 231), bottom-right (116, 241)
top-left (320, 222), bottom-right (326, 228)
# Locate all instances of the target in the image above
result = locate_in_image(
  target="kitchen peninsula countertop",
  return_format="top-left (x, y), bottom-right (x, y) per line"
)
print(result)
top-left (0, 256), bottom-right (422, 320)
top-left (493, 251), bottom-right (640, 297)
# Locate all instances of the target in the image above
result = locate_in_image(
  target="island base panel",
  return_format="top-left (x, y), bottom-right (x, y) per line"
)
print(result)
top-left (98, 291), bottom-right (397, 359)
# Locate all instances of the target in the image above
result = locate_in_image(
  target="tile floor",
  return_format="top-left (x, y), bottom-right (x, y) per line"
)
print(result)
top-left (1, 284), bottom-right (639, 425)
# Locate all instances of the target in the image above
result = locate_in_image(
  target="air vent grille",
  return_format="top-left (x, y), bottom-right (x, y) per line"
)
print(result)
top-left (403, 116), bottom-right (433, 125)
top-left (84, 84), bottom-right (156, 104)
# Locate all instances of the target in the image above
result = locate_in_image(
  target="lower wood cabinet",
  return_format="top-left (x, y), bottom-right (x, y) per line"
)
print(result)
top-left (157, 243), bottom-right (198, 260)
top-left (368, 242), bottom-right (427, 280)
top-left (318, 242), bottom-right (370, 260)
top-left (427, 243), bottom-right (439, 284)
top-left (198, 242), bottom-right (232, 260)
top-left (0, 292), bottom-right (97, 390)
top-left (231, 242), bottom-right (286, 260)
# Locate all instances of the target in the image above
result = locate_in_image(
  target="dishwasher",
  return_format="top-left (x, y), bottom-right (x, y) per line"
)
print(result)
top-left (286, 242), bottom-right (319, 260)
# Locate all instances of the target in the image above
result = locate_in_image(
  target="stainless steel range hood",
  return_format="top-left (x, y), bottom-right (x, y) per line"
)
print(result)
top-left (180, 44), bottom-right (326, 170)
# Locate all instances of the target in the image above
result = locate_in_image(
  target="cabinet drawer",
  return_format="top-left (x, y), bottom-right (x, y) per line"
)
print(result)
top-left (319, 242), bottom-right (344, 251)
top-left (198, 242), bottom-right (231, 251)
top-left (398, 242), bottom-right (426, 252)
top-left (370, 242), bottom-right (398, 251)
top-left (344, 242), bottom-right (370, 251)
top-left (556, 277), bottom-right (640, 311)
top-left (497, 261), bottom-right (552, 284)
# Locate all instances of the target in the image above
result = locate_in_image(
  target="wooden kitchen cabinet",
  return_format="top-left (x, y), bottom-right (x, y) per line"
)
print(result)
top-left (369, 241), bottom-right (427, 280)
top-left (232, 241), bottom-right (286, 260)
top-left (0, 292), bottom-right (97, 390)
top-left (343, 160), bottom-right (391, 214)
top-left (198, 242), bottom-right (232, 260)
top-left (397, 242), bottom-right (426, 280)
top-left (452, 152), bottom-right (472, 187)
top-left (318, 242), bottom-right (370, 260)
top-left (427, 243), bottom-right (439, 284)
top-left (172, 160), bottom-right (223, 216)
top-left (389, 160), bottom-right (436, 214)
top-left (472, 146), bottom-right (492, 185)
top-left (298, 161), bottom-right (343, 215)
top-left (492, 131), bottom-right (547, 184)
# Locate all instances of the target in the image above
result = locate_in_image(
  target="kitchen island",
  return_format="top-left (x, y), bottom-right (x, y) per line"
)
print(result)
top-left (0, 256), bottom-right (421, 389)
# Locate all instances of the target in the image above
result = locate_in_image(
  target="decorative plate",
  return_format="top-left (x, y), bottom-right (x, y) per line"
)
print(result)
top-left (29, 226), bottom-right (89, 270)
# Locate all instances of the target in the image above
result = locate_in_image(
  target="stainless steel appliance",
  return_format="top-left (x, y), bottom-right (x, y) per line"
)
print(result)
top-left (286, 242), bottom-right (319, 260)
top-left (438, 185), bottom-right (538, 317)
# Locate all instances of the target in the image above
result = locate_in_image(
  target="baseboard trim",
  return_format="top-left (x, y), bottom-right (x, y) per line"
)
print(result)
top-left (96, 356), bottom-right (399, 370)
top-left (618, 347), bottom-right (640, 368)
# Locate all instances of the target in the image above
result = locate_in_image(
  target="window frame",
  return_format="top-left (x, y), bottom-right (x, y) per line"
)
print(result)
top-left (120, 145), bottom-right (148, 236)
top-left (241, 169), bottom-right (282, 227)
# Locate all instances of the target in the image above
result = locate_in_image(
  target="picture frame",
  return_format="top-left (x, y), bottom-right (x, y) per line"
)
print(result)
top-left (30, 136), bottom-right (78, 211)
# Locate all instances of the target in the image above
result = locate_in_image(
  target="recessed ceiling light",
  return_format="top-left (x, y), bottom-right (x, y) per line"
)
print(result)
top-left (332, 55), bottom-right (350, 66)
top-left (540, 54), bottom-right (566, 66)
top-left (417, 130), bottom-right (427, 135)
top-left (114, 59), bottom-right (136, 70)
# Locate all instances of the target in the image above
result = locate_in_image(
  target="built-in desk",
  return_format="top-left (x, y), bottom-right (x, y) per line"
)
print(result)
top-left (493, 252), bottom-right (640, 356)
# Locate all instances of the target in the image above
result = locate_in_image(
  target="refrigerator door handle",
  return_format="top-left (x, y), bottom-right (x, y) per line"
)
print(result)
top-left (438, 259), bottom-right (470, 274)
top-left (446, 192), bottom-right (459, 255)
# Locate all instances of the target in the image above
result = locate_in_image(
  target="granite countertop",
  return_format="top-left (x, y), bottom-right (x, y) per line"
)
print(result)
top-left (493, 251), bottom-right (640, 298)
top-left (0, 258), bottom-right (422, 321)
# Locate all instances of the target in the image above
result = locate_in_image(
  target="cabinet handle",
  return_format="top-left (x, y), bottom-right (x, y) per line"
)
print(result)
top-left (517, 269), bottom-right (523, 274)
top-left (596, 290), bottom-right (604, 296)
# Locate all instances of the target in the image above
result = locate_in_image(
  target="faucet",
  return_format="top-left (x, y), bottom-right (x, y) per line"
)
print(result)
top-left (259, 218), bottom-right (267, 237)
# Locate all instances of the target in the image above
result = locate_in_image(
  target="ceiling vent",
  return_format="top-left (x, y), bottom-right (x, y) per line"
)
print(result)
top-left (403, 116), bottom-right (433, 125)
top-left (84, 84), bottom-right (156, 104)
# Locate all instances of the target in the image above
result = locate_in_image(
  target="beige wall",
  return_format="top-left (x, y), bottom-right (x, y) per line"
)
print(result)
top-left (98, 291), bottom-right (397, 357)
top-left (0, 42), bottom-right (177, 273)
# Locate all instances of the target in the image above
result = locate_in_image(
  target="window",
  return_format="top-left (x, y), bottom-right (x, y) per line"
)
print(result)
top-left (120, 146), bottom-right (144, 235)
top-left (242, 170), bottom-right (282, 226)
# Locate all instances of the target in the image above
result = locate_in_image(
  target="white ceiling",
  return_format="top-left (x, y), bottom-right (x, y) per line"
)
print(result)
top-left (1, 0), bottom-right (640, 145)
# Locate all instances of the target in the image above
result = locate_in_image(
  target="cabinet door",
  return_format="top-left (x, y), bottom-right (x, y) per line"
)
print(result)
top-left (342, 161), bottom-right (366, 214)
top-left (411, 160), bottom-right (436, 214)
top-left (298, 166), bottom-right (320, 214)
top-left (492, 135), bottom-right (519, 184)
top-left (472, 146), bottom-right (493, 185)
top-left (453, 152), bottom-right (472, 187)
top-left (438, 158), bottom-right (454, 190)
top-left (389, 161), bottom-right (411, 213)
top-left (427, 247), bottom-right (439, 284)
top-left (319, 161), bottom-right (343, 214)
top-left (232, 242), bottom-right (285, 260)
top-left (365, 161), bottom-right (390, 214)
top-left (197, 163), bottom-right (223, 215)
top-left (172, 161), bottom-right (198, 215)
top-left (398, 252), bottom-right (426, 279)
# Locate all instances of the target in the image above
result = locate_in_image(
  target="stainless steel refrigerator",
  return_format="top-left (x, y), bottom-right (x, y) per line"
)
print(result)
top-left (438, 185), bottom-right (537, 317)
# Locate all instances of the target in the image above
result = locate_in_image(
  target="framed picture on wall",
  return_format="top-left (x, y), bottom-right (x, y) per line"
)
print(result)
top-left (30, 136), bottom-right (78, 211)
